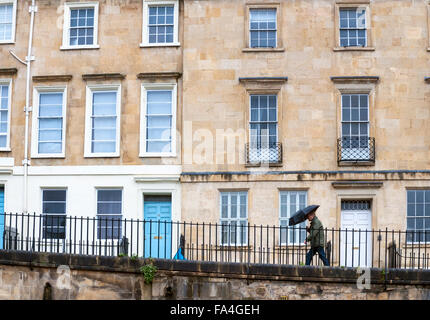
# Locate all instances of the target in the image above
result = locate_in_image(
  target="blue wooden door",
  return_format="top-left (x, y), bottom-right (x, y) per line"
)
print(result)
top-left (144, 201), bottom-right (172, 258)
top-left (0, 188), bottom-right (4, 249)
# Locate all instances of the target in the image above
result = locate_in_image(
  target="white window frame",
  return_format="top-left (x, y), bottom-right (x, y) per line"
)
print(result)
top-left (0, 78), bottom-right (12, 151)
top-left (249, 7), bottom-right (277, 49)
top-left (219, 191), bottom-right (248, 246)
top-left (406, 189), bottom-right (430, 244)
top-left (31, 86), bottom-right (67, 158)
top-left (279, 191), bottom-right (307, 245)
top-left (0, 0), bottom-right (17, 44)
top-left (41, 188), bottom-right (68, 240)
top-left (140, 82), bottom-right (177, 157)
top-left (96, 188), bottom-right (123, 240)
top-left (140, 0), bottom-right (180, 47)
top-left (248, 94), bottom-right (279, 163)
top-left (338, 7), bottom-right (367, 47)
top-left (61, 2), bottom-right (100, 50)
top-left (340, 93), bottom-right (370, 161)
top-left (84, 84), bottom-right (121, 158)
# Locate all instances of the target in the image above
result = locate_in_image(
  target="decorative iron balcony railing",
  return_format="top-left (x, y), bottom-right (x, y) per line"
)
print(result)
top-left (245, 142), bottom-right (282, 165)
top-left (337, 137), bottom-right (375, 163)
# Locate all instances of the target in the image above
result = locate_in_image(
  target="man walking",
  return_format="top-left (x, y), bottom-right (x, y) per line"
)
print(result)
top-left (304, 210), bottom-right (330, 266)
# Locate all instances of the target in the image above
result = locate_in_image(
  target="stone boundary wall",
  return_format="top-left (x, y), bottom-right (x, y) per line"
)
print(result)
top-left (0, 251), bottom-right (429, 300)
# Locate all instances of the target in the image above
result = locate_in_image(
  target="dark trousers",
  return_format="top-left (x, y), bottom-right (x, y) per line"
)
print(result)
top-left (305, 246), bottom-right (330, 266)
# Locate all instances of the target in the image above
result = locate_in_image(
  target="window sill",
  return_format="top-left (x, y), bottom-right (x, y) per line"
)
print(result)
top-left (84, 153), bottom-right (120, 158)
top-left (333, 46), bottom-right (375, 52)
top-left (60, 45), bottom-right (100, 51)
top-left (338, 161), bottom-right (375, 167)
top-left (140, 42), bottom-right (181, 48)
top-left (0, 41), bottom-right (15, 45)
top-left (242, 47), bottom-right (285, 53)
top-left (0, 148), bottom-right (11, 152)
top-left (31, 155), bottom-right (65, 159)
top-left (139, 153), bottom-right (176, 158)
top-left (402, 243), bottom-right (430, 249)
top-left (245, 163), bottom-right (283, 168)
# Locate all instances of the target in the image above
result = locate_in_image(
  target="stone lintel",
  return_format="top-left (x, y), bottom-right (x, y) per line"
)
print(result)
top-left (82, 73), bottom-right (126, 81)
top-left (0, 68), bottom-right (18, 76)
top-left (239, 77), bottom-right (288, 83)
top-left (33, 75), bottom-right (73, 82)
top-left (330, 76), bottom-right (380, 84)
top-left (137, 72), bottom-right (182, 80)
top-left (332, 181), bottom-right (383, 189)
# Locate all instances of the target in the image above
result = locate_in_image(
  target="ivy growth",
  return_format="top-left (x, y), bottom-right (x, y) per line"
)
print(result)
top-left (140, 259), bottom-right (158, 284)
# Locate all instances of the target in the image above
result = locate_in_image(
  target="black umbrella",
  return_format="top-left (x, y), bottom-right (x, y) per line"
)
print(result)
top-left (288, 205), bottom-right (320, 226)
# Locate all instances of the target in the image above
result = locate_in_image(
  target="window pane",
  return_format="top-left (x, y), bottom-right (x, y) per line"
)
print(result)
top-left (38, 92), bottom-right (64, 154)
top-left (92, 128), bottom-right (116, 140)
top-left (407, 190), bottom-right (415, 204)
top-left (147, 91), bottom-right (172, 114)
top-left (97, 190), bottom-right (122, 215)
top-left (42, 189), bottom-right (67, 239)
top-left (249, 8), bottom-right (277, 48)
top-left (39, 142), bottom-right (62, 154)
top-left (91, 91), bottom-right (117, 153)
top-left (417, 191), bottom-right (425, 203)
top-left (43, 190), bottom-right (66, 202)
top-left (280, 191), bottom-right (307, 244)
top-left (92, 141), bottom-right (116, 153)
top-left (0, 4), bottom-right (13, 41)
top-left (98, 189), bottom-right (122, 202)
top-left (407, 203), bottom-right (415, 217)
top-left (97, 215), bottom-right (122, 239)
top-left (92, 117), bottom-right (116, 129)
top-left (147, 141), bottom-right (171, 153)
top-left (145, 90), bottom-right (173, 153)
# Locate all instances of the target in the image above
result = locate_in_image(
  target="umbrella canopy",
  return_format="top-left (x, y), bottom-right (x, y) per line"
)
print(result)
top-left (288, 205), bottom-right (320, 226)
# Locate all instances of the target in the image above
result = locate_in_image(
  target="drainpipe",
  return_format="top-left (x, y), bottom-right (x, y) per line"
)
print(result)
top-left (23, 0), bottom-right (38, 213)
top-left (10, 1), bottom-right (37, 213)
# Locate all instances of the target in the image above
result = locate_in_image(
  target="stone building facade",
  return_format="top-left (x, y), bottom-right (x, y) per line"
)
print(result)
top-left (0, 0), bottom-right (429, 267)
top-left (179, 0), bottom-right (430, 268)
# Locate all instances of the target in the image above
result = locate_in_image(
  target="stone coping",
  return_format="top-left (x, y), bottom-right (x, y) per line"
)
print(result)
top-left (0, 250), bottom-right (429, 286)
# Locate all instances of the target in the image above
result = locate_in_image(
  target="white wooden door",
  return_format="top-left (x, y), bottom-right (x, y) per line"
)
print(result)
top-left (340, 201), bottom-right (372, 267)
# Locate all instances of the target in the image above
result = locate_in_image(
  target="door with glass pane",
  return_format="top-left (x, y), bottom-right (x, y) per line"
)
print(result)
top-left (341, 94), bottom-right (370, 161)
top-left (220, 192), bottom-right (248, 246)
top-left (280, 191), bottom-right (307, 245)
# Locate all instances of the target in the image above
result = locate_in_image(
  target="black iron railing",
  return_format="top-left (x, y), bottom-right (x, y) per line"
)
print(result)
top-left (337, 137), bottom-right (375, 163)
top-left (1, 213), bottom-right (429, 269)
top-left (245, 142), bottom-right (282, 165)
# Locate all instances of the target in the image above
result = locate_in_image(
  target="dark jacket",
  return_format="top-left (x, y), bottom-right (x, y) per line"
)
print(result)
top-left (306, 216), bottom-right (325, 248)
